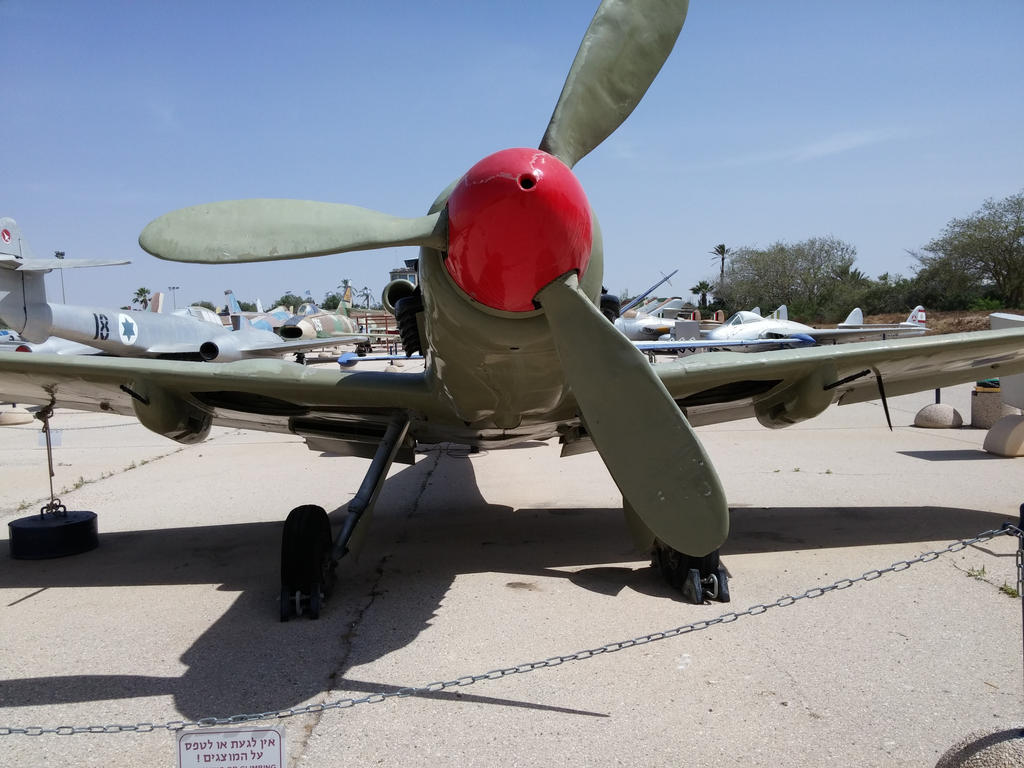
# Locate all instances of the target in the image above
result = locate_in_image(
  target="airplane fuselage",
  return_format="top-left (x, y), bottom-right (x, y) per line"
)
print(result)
top-left (708, 314), bottom-right (814, 342)
top-left (412, 202), bottom-right (605, 441)
top-left (12, 302), bottom-right (221, 353)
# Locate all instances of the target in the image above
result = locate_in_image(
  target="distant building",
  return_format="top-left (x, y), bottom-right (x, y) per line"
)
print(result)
top-left (389, 258), bottom-right (418, 286)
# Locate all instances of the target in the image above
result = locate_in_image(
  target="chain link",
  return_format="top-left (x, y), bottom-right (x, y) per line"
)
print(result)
top-left (3, 525), bottom-right (1020, 737)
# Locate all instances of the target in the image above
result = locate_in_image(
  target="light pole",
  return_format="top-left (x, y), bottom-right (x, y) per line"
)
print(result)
top-left (168, 285), bottom-right (180, 310)
top-left (54, 251), bottom-right (66, 303)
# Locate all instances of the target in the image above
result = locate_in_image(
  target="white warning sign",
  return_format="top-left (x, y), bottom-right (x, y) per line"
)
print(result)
top-left (177, 726), bottom-right (284, 768)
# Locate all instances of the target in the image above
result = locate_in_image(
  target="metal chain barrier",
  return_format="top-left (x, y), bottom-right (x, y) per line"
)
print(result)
top-left (3, 524), bottom-right (1022, 737)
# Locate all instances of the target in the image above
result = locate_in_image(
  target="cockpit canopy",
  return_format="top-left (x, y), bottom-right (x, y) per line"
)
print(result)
top-left (176, 305), bottom-right (222, 325)
top-left (724, 311), bottom-right (765, 326)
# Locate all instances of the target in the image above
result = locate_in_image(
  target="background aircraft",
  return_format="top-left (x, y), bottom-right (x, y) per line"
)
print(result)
top-left (0, 218), bottom-right (362, 362)
top-left (701, 304), bottom-right (927, 348)
top-left (278, 301), bottom-right (359, 340)
top-left (611, 269), bottom-right (680, 338)
top-left (223, 290), bottom-right (290, 332)
top-left (837, 305), bottom-right (927, 338)
top-left (2, 0), bottom-right (1023, 617)
top-left (615, 309), bottom-right (675, 340)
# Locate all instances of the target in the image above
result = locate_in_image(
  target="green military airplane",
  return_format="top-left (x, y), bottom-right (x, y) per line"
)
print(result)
top-left (3, 0), bottom-right (1024, 619)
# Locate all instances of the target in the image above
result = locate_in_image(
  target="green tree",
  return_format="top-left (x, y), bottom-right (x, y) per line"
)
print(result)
top-left (195, 300), bottom-right (217, 311)
top-left (131, 287), bottom-right (152, 310)
top-left (357, 286), bottom-right (376, 310)
top-left (321, 292), bottom-right (342, 311)
top-left (689, 280), bottom-right (714, 309)
top-left (858, 272), bottom-right (917, 315)
top-left (820, 263), bottom-right (872, 318)
top-left (717, 236), bottom-right (857, 321)
top-left (273, 294), bottom-right (306, 312)
top-left (917, 190), bottom-right (1024, 307)
top-left (905, 252), bottom-right (985, 311)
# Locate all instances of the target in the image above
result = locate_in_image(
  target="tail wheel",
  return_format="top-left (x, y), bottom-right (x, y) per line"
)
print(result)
top-left (652, 541), bottom-right (729, 605)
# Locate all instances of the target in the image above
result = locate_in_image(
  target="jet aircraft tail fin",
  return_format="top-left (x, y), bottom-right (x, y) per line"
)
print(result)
top-left (0, 253), bottom-right (46, 335)
top-left (225, 290), bottom-right (244, 315)
top-left (0, 217), bottom-right (37, 261)
top-left (905, 306), bottom-right (926, 326)
top-left (841, 307), bottom-right (865, 326)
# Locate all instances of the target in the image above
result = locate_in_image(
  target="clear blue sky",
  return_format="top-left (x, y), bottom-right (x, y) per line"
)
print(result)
top-left (4, 1), bottom-right (1022, 309)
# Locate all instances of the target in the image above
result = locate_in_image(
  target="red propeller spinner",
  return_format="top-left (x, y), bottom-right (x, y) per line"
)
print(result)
top-left (445, 148), bottom-right (593, 313)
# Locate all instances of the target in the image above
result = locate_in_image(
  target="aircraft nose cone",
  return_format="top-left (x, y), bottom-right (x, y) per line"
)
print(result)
top-left (445, 148), bottom-right (592, 312)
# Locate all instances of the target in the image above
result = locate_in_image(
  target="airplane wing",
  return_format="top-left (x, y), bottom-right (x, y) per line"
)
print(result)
top-left (338, 352), bottom-right (422, 367)
top-left (799, 326), bottom-right (927, 344)
top-left (0, 256), bottom-right (130, 272)
top-left (654, 325), bottom-right (1024, 427)
top-left (633, 336), bottom-right (815, 353)
top-left (3, 337), bottom-right (104, 355)
top-left (1, 325), bottom-right (1022, 451)
top-left (235, 335), bottom-right (370, 358)
top-left (0, 352), bottom-right (433, 460)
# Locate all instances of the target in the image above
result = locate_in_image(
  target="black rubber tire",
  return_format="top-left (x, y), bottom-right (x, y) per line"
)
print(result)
top-left (681, 569), bottom-right (703, 604)
top-left (715, 568), bottom-right (731, 603)
top-left (308, 587), bottom-right (322, 620)
top-left (281, 504), bottom-right (332, 594)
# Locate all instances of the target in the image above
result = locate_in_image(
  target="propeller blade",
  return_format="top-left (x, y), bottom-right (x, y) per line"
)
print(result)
top-left (540, 0), bottom-right (689, 168)
top-left (139, 199), bottom-right (446, 264)
top-left (537, 274), bottom-right (728, 556)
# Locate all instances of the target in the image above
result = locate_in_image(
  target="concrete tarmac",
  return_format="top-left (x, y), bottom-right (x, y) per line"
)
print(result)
top-left (1, 377), bottom-right (1022, 767)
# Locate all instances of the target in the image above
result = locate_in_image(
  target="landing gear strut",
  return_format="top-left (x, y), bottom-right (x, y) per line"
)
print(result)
top-left (279, 414), bottom-right (412, 621)
top-left (652, 541), bottom-right (730, 605)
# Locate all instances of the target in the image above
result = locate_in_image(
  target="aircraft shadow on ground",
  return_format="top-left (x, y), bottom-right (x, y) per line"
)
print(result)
top-left (0, 446), bottom-right (1014, 721)
top-left (897, 449), bottom-right (1006, 462)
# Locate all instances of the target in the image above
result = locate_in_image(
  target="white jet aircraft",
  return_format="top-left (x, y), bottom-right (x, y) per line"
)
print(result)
top-left (700, 304), bottom-right (927, 347)
top-left (0, 218), bottom-right (364, 362)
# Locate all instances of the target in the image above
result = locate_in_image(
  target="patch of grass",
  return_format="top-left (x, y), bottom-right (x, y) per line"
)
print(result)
top-left (966, 565), bottom-right (987, 580)
top-left (958, 563), bottom-right (1020, 599)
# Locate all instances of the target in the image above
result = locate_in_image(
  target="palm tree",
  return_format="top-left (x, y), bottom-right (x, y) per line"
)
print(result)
top-left (709, 244), bottom-right (731, 288)
top-left (358, 286), bottom-right (373, 309)
top-left (131, 287), bottom-right (151, 310)
top-left (835, 264), bottom-right (870, 286)
top-left (690, 280), bottom-right (714, 309)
